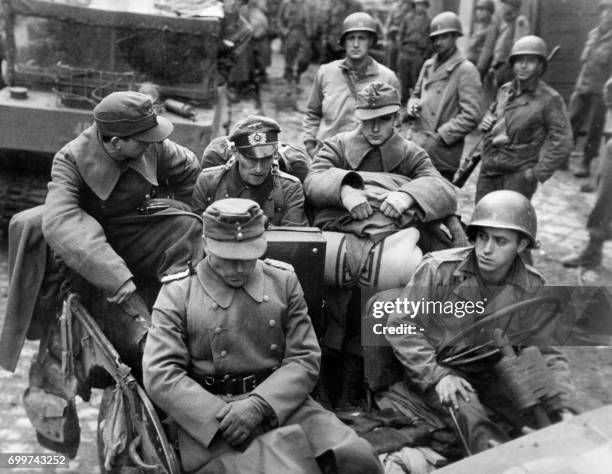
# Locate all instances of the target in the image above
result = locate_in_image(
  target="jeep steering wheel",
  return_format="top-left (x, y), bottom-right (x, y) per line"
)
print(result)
top-left (439, 296), bottom-right (561, 367)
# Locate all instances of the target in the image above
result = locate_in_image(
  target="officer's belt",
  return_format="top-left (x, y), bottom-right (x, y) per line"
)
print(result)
top-left (190, 370), bottom-right (273, 396)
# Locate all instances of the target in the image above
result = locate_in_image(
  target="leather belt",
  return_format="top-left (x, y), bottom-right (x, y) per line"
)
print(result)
top-left (191, 370), bottom-right (272, 396)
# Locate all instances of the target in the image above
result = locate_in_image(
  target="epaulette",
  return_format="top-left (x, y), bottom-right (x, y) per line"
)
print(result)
top-left (263, 258), bottom-right (295, 272)
top-left (276, 170), bottom-right (300, 183)
top-left (161, 263), bottom-right (196, 283)
top-left (200, 163), bottom-right (229, 175)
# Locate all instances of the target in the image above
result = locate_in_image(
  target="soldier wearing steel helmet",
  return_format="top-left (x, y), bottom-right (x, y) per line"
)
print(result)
top-left (378, 190), bottom-right (576, 455)
top-left (476, 35), bottom-right (572, 203)
top-left (407, 11), bottom-right (484, 181)
top-left (481, 0), bottom-right (531, 91)
top-left (396, 0), bottom-right (433, 109)
top-left (143, 198), bottom-right (383, 473)
top-left (303, 11), bottom-right (399, 158)
top-left (466, 0), bottom-right (496, 77)
top-left (567, 0), bottom-right (612, 178)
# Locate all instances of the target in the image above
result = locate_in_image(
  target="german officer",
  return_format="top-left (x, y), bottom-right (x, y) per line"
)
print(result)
top-left (407, 12), bottom-right (483, 181)
top-left (476, 36), bottom-right (572, 202)
top-left (143, 198), bottom-right (382, 474)
top-left (192, 115), bottom-right (308, 226)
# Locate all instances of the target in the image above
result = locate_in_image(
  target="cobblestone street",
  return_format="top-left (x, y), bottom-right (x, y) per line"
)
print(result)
top-left (1, 43), bottom-right (612, 473)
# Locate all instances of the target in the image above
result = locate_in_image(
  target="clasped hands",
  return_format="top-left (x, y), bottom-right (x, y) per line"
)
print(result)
top-left (340, 185), bottom-right (414, 220)
top-left (216, 397), bottom-right (268, 447)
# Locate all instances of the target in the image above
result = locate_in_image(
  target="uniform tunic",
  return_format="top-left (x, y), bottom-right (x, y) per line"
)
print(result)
top-left (143, 258), bottom-right (381, 473)
top-left (192, 161), bottom-right (308, 226)
top-left (380, 247), bottom-right (576, 449)
top-left (410, 49), bottom-right (484, 176)
top-left (477, 78), bottom-right (572, 201)
top-left (42, 125), bottom-right (203, 295)
top-left (303, 56), bottom-right (400, 146)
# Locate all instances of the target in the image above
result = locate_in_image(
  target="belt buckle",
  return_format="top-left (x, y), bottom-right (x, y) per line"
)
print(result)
top-left (242, 374), bottom-right (257, 393)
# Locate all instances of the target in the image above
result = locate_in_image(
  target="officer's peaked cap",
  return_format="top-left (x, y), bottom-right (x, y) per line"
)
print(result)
top-left (229, 115), bottom-right (280, 159)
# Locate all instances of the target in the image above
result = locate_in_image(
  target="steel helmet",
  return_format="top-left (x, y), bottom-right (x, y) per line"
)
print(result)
top-left (339, 12), bottom-right (378, 45)
top-left (509, 35), bottom-right (548, 64)
top-left (429, 12), bottom-right (463, 38)
top-left (475, 0), bottom-right (495, 14)
top-left (467, 190), bottom-right (538, 248)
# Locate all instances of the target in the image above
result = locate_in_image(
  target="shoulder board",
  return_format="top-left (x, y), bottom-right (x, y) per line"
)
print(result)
top-left (200, 164), bottom-right (227, 174)
top-left (161, 266), bottom-right (196, 283)
top-left (263, 258), bottom-right (295, 272)
top-left (276, 170), bottom-right (300, 183)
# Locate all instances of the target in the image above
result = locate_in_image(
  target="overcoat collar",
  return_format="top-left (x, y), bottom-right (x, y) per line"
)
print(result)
top-left (343, 128), bottom-right (406, 171)
top-left (423, 49), bottom-right (464, 84)
top-left (197, 258), bottom-right (265, 308)
top-left (68, 124), bottom-right (158, 200)
top-left (451, 248), bottom-right (538, 302)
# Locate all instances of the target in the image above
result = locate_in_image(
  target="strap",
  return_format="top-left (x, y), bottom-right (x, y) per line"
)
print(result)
top-left (191, 370), bottom-right (273, 396)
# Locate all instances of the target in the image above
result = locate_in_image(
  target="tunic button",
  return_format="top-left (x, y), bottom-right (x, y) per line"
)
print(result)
top-left (207, 197), bottom-right (212, 202)
top-left (263, 295), bottom-right (270, 302)
top-left (270, 344), bottom-right (278, 351)
top-left (268, 196), bottom-right (273, 200)
top-left (269, 319), bottom-right (276, 327)
top-left (224, 193), bottom-right (229, 198)
top-left (212, 302), bottom-right (218, 309)
top-left (214, 327), bottom-right (222, 335)
top-left (220, 350), bottom-right (228, 357)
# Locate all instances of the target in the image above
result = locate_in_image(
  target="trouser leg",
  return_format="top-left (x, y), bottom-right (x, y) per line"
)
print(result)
top-left (583, 97), bottom-right (606, 162)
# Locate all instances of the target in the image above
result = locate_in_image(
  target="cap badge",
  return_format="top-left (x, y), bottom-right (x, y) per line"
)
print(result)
top-left (248, 132), bottom-right (267, 146)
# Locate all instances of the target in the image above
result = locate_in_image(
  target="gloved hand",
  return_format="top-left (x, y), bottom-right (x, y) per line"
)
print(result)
top-left (216, 397), bottom-right (267, 447)
top-left (340, 186), bottom-right (373, 220)
top-left (380, 191), bottom-right (414, 218)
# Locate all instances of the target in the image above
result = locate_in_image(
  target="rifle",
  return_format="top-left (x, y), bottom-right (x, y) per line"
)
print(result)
top-left (452, 136), bottom-right (484, 188)
top-left (452, 45), bottom-right (560, 188)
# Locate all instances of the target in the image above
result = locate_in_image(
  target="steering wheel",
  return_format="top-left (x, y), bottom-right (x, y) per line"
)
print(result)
top-left (439, 296), bottom-right (561, 367)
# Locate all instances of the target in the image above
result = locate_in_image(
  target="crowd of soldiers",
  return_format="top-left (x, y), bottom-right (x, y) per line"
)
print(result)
top-left (1, 1), bottom-right (612, 473)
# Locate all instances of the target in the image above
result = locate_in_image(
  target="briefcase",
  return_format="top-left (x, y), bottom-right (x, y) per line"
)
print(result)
top-left (264, 227), bottom-right (326, 333)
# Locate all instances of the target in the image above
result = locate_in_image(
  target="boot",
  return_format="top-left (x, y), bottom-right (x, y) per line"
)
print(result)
top-left (334, 355), bottom-right (364, 412)
top-left (574, 158), bottom-right (591, 178)
top-left (562, 239), bottom-right (603, 268)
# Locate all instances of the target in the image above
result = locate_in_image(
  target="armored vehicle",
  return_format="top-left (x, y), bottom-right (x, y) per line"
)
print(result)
top-left (0, 0), bottom-right (228, 229)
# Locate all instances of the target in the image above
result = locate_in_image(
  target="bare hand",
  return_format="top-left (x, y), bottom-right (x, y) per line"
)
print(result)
top-left (107, 279), bottom-right (137, 305)
top-left (407, 98), bottom-right (422, 118)
top-left (435, 374), bottom-right (475, 410)
top-left (216, 398), bottom-right (265, 447)
top-left (340, 186), bottom-right (373, 220)
top-left (350, 201), bottom-right (374, 220)
top-left (380, 191), bottom-right (414, 218)
top-left (480, 112), bottom-right (495, 132)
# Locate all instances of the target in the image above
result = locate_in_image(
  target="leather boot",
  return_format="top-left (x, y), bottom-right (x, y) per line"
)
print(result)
top-left (562, 239), bottom-right (603, 268)
top-left (335, 355), bottom-right (364, 412)
top-left (574, 158), bottom-right (591, 178)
